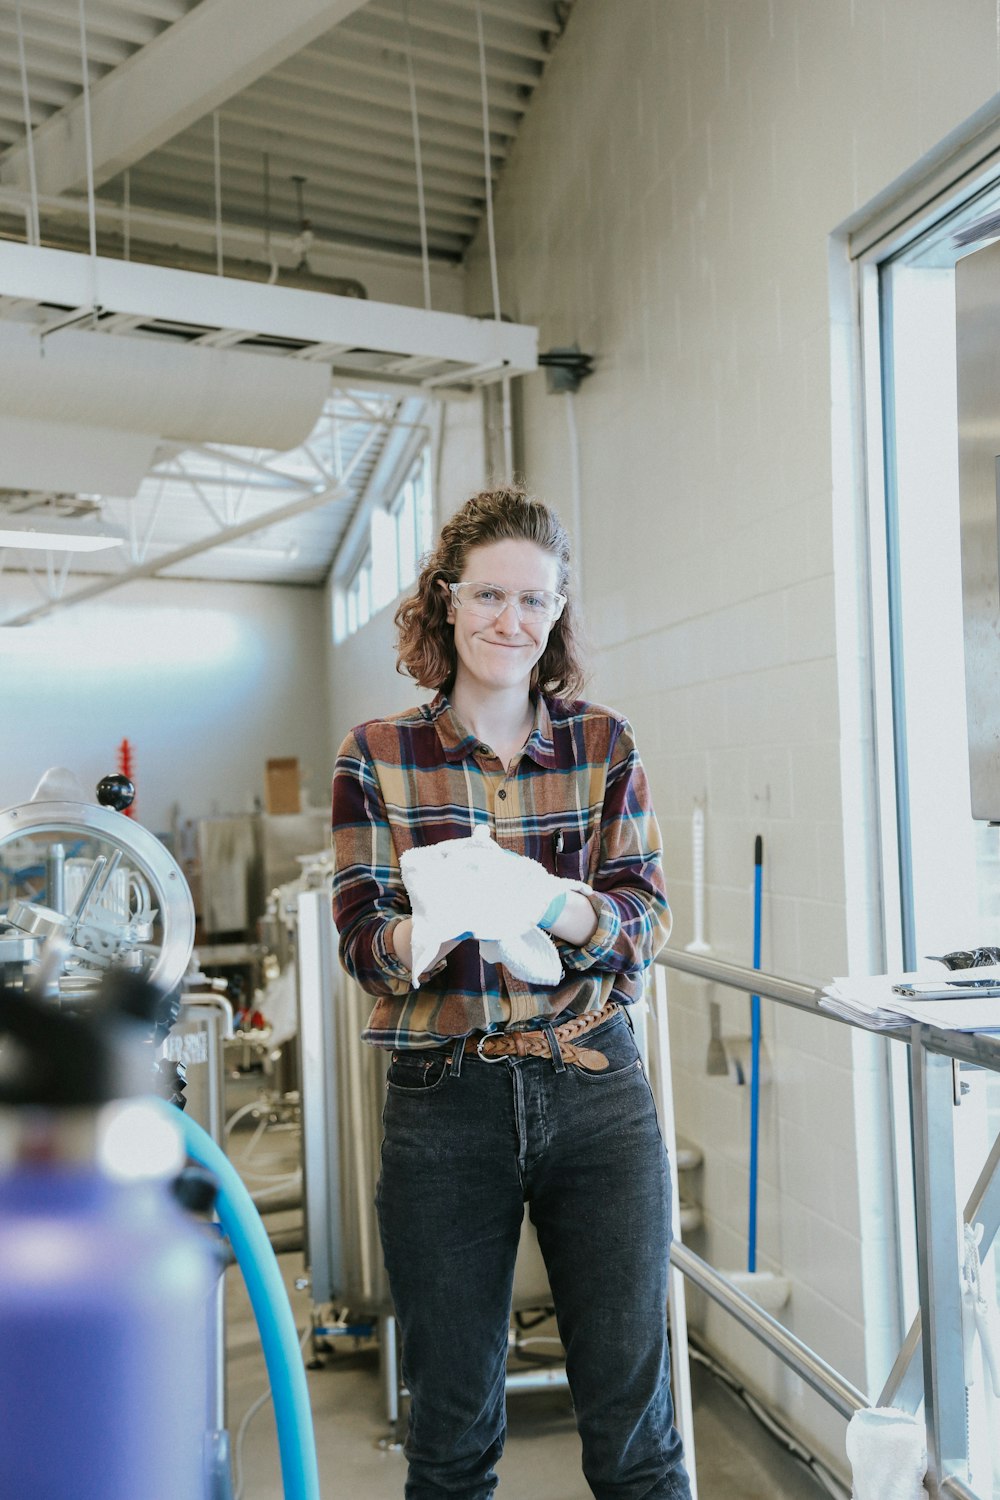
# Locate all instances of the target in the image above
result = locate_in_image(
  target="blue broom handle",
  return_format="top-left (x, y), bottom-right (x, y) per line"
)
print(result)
top-left (748, 836), bottom-right (763, 1274)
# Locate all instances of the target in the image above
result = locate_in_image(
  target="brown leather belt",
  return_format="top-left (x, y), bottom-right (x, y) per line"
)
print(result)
top-left (465, 1000), bottom-right (621, 1072)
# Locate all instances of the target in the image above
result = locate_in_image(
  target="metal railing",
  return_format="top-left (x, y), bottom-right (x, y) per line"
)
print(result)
top-left (655, 947), bottom-right (999, 1500)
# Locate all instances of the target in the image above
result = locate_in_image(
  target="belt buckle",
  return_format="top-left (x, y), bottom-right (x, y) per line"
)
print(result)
top-left (476, 1032), bottom-right (507, 1063)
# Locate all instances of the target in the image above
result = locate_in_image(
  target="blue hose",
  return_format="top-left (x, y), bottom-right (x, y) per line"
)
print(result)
top-left (156, 1101), bottom-right (321, 1500)
top-left (748, 836), bottom-right (763, 1274)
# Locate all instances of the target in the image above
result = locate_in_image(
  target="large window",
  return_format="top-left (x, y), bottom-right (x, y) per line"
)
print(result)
top-left (862, 178), bottom-right (1000, 1496)
top-left (333, 445), bottom-right (433, 644)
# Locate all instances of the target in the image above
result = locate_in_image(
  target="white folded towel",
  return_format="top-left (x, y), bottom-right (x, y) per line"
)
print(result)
top-left (845, 1407), bottom-right (926, 1500)
top-left (398, 824), bottom-right (590, 989)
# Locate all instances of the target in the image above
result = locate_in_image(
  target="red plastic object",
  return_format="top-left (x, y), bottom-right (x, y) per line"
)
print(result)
top-left (117, 739), bottom-right (136, 818)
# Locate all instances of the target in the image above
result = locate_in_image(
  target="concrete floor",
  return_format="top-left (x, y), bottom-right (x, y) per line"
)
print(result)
top-left (222, 1117), bottom-right (843, 1500)
top-left (225, 1233), bottom-right (841, 1500)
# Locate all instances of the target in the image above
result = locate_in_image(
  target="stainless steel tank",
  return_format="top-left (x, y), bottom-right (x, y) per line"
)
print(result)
top-left (294, 889), bottom-right (560, 1318)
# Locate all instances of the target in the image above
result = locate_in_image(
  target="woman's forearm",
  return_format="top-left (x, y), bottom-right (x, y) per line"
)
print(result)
top-left (388, 916), bottom-right (414, 972)
top-left (388, 917), bottom-right (461, 980)
top-left (548, 889), bottom-right (599, 947)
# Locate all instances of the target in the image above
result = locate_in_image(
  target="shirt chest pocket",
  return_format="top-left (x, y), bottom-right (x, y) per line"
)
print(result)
top-left (554, 827), bottom-right (598, 883)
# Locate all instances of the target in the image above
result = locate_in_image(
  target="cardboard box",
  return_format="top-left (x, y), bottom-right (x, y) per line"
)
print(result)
top-left (265, 757), bottom-right (301, 816)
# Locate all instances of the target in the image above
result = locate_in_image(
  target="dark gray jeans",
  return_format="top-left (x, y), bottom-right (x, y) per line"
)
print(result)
top-left (375, 1008), bottom-right (691, 1500)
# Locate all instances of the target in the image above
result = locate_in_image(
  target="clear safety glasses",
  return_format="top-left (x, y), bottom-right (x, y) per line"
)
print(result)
top-left (449, 581), bottom-right (567, 623)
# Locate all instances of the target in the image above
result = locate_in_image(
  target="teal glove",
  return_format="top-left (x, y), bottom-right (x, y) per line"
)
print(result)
top-left (537, 891), bottom-right (567, 931)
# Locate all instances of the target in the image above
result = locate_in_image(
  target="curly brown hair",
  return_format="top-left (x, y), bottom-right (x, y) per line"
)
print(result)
top-left (395, 485), bottom-right (586, 698)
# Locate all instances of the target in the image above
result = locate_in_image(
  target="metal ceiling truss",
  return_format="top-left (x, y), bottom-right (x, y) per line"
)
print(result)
top-left (331, 392), bottom-right (428, 582)
top-left (0, 383), bottom-right (419, 624)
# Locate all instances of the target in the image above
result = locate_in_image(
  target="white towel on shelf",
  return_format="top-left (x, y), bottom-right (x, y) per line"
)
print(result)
top-left (398, 824), bottom-right (590, 989)
top-left (845, 1407), bottom-right (926, 1500)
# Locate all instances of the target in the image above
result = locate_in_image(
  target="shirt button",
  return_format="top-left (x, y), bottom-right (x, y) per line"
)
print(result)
top-left (497, 788), bottom-right (507, 800)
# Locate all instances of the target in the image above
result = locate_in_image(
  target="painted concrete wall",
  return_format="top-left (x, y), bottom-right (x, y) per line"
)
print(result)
top-left (454, 0), bottom-right (1000, 1471)
top-left (0, 575), bottom-right (331, 838)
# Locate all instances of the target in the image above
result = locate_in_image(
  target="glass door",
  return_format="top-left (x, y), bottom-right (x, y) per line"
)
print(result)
top-left (874, 190), bottom-right (1000, 1496)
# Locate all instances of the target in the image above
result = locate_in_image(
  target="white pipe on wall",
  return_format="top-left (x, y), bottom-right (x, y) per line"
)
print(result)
top-left (564, 389), bottom-right (583, 599)
top-left (686, 801), bottom-right (711, 955)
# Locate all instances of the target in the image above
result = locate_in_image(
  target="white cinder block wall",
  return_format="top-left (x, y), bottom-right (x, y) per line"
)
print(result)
top-left (460, 0), bottom-right (1000, 1471)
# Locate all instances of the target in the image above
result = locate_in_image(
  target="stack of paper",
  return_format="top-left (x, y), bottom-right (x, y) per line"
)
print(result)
top-left (820, 963), bottom-right (1000, 1033)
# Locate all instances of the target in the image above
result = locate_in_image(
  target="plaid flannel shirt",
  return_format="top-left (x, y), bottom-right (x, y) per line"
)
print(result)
top-left (330, 692), bottom-right (671, 1049)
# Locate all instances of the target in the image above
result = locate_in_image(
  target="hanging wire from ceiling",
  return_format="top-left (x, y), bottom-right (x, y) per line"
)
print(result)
top-left (473, 0), bottom-right (502, 323)
top-left (212, 111), bottom-right (224, 276)
top-left (262, 151), bottom-right (279, 284)
top-left (76, 0), bottom-right (99, 311)
top-left (14, 0), bottom-right (40, 246)
top-left (123, 167), bottom-right (130, 262)
top-left (402, 0), bottom-right (432, 312)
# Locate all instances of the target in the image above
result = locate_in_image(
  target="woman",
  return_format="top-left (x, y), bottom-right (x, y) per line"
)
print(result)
top-left (331, 486), bottom-right (691, 1500)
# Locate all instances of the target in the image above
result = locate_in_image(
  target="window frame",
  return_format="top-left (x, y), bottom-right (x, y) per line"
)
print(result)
top-left (845, 107), bottom-right (1000, 1407)
top-left (331, 428), bottom-right (433, 644)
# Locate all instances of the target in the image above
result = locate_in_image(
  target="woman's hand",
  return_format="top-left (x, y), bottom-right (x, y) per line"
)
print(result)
top-left (388, 917), bottom-right (462, 981)
top-left (545, 889), bottom-right (599, 947)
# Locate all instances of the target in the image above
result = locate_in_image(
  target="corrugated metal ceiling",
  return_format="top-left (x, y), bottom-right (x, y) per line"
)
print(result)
top-left (0, 0), bottom-right (571, 264)
top-left (0, 0), bottom-right (572, 601)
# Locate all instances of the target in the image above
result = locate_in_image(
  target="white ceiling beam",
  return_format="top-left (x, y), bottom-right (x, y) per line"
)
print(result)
top-left (170, 114), bottom-right (493, 191)
top-left (191, 119), bottom-right (494, 200)
top-left (340, 13), bottom-right (542, 89)
top-left (26, 0), bottom-right (190, 26)
top-left (27, 2), bottom-right (161, 50)
top-left (296, 343), bottom-right (354, 361)
top-left (122, 0), bottom-right (190, 23)
top-left (271, 54), bottom-right (524, 132)
top-left (0, 14), bottom-right (131, 67)
top-left (151, 136), bottom-right (482, 211)
top-left (121, 183), bottom-right (469, 254)
top-left (219, 87), bottom-right (506, 165)
top-left (0, 66), bottom-right (77, 110)
top-left (131, 170), bottom-right (478, 242)
top-left (126, 149), bottom-right (479, 228)
top-left (363, 1), bottom-right (551, 63)
top-left (0, 0), bottom-right (370, 197)
top-left (0, 185), bottom-right (462, 277)
top-left (94, 312), bottom-right (147, 334)
top-left (0, 241), bottom-right (538, 373)
top-left (433, 0), bottom-right (563, 33)
top-left (382, 354), bottom-right (451, 376)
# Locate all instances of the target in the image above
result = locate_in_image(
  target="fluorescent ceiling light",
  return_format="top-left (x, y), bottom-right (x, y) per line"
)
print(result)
top-left (0, 528), bottom-right (123, 552)
top-left (218, 542), bottom-right (302, 562)
top-left (148, 540), bottom-right (302, 563)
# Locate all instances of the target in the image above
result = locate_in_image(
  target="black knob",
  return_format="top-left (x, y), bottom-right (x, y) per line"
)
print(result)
top-left (96, 773), bottom-right (135, 811)
top-left (171, 1165), bottom-right (219, 1216)
top-left (153, 1057), bottom-right (189, 1111)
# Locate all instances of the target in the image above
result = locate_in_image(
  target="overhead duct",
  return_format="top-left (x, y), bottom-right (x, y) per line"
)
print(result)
top-left (0, 415), bottom-right (158, 497)
top-left (0, 320), bottom-right (330, 494)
